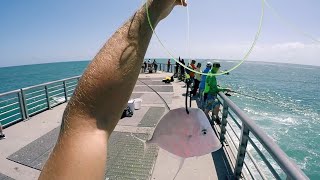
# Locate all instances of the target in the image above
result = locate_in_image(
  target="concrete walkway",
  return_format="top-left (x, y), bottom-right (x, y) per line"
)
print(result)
top-left (0, 72), bottom-right (228, 180)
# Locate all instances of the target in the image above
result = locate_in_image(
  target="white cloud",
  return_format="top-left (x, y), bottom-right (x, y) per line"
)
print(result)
top-left (251, 42), bottom-right (320, 66)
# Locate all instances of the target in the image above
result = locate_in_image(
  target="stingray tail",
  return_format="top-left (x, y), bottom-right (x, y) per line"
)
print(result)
top-left (130, 132), bottom-right (148, 156)
top-left (173, 158), bottom-right (185, 180)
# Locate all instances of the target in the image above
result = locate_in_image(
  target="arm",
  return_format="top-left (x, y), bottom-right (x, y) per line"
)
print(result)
top-left (39, 1), bottom-right (186, 179)
top-left (205, 76), bottom-right (230, 94)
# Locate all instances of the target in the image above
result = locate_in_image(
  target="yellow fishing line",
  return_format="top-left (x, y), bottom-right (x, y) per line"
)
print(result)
top-left (264, 0), bottom-right (320, 44)
top-left (145, 0), bottom-right (265, 76)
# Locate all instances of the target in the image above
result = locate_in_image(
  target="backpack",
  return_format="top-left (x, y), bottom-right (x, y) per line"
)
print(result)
top-left (121, 106), bottom-right (133, 119)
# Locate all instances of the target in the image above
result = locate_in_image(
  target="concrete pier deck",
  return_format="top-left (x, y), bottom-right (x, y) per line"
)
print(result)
top-left (0, 72), bottom-right (232, 180)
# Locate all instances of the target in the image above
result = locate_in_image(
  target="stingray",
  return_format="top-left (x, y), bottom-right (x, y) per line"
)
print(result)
top-left (132, 80), bottom-right (222, 179)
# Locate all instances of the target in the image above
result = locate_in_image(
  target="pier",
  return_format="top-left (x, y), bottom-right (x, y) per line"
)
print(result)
top-left (0, 71), bottom-right (308, 180)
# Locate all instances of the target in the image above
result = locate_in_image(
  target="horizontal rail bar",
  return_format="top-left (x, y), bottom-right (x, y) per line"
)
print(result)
top-left (66, 83), bottom-right (77, 89)
top-left (0, 112), bottom-right (21, 122)
top-left (65, 81), bottom-right (78, 85)
top-left (227, 125), bottom-right (254, 180)
top-left (48, 87), bottom-right (64, 95)
top-left (66, 87), bottom-right (76, 92)
top-left (26, 93), bottom-right (46, 101)
top-left (229, 111), bottom-right (282, 179)
top-left (25, 88), bottom-right (45, 96)
top-left (227, 122), bottom-right (267, 180)
top-left (2, 117), bottom-right (23, 128)
top-left (50, 92), bottom-right (66, 99)
top-left (225, 130), bottom-right (238, 166)
top-left (248, 137), bottom-right (282, 180)
top-left (0, 96), bottom-right (18, 104)
top-left (67, 93), bottom-right (74, 97)
top-left (22, 76), bottom-right (81, 91)
top-left (0, 101), bottom-right (19, 110)
top-left (225, 130), bottom-right (253, 180)
top-left (0, 107), bottom-right (20, 116)
top-left (219, 92), bottom-right (308, 180)
top-left (47, 83), bottom-right (63, 90)
top-left (28, 103), bottom-right (48, 111)
top-left (0, 90), bottom-right (20, 97)
top-left (29, 107), bottom-right (48, 116)
top-left (27, 98), bottom-right (47, 106)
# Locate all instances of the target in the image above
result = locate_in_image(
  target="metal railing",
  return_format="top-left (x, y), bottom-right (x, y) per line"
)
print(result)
top-left (0, 76), bottom-right (81, 128)
top-left (141, 63), bottom-right (175, 73)
top-left (215, 92), bottom-right (309, 180)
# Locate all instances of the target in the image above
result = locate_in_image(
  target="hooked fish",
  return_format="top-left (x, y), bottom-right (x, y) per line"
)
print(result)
top-left (132, 107), bottom-right (221, 179)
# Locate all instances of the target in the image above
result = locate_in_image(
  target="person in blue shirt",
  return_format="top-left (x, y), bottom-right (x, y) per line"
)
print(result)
top-left (198, 62), bottom-right (212, 109)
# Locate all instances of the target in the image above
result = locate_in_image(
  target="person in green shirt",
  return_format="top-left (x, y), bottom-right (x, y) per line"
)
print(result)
top-left (203, 62), bottom-right (231, 125)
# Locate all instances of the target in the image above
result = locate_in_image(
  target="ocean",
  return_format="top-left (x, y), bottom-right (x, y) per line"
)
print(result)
top-left (0, 60), bottom-right (319, 179)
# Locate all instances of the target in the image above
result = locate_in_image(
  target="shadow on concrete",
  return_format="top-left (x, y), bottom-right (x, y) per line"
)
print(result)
top-left (211, 148), bottom-right (234, 179)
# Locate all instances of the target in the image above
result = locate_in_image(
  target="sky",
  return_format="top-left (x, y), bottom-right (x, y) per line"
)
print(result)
top-left (0, 0), bottom-right (319, 67)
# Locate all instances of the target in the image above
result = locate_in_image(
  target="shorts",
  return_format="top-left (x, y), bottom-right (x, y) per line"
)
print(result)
top-left (204, 94), bottom-right (219, 110)
top-left (199, 88), bottom-right (204, 107)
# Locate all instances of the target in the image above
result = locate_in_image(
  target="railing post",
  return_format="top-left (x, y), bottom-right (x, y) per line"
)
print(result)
top-left (20, 89), bottom-right (29, 119)
top-left (17, 91), bottom-right (26, 120)
top-left (220, 100), bottom-right (229, 143)
top-left (234, 125), bottom-right (250, 179)
top-left (171, 65), bottom-right (173, 72)
top-left (63, 81), bottom-right (68, 102)
top-left (45, 86), bottom-right (51, 109)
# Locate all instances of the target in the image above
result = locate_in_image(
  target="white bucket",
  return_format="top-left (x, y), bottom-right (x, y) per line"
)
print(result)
top-left (127, 99), bottom-right (135, 113)
top-left (134, 98), bottom-right (142, 110)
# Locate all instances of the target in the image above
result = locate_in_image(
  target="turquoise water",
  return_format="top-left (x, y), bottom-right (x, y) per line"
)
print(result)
top-left (0, 60), bottom-right (319, 179)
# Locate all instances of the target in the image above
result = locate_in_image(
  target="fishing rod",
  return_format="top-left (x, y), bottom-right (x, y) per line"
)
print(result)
top-left (230, 90), bottom-right (270, 103)
top-left (185, 78), bottom-right (192, 114)
top-left (138, 79), bottom-right (170, 111)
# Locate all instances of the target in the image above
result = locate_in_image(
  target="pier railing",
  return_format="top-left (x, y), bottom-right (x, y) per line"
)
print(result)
top-left (141, 63), bottom-right (175, 73)
top-left (0, 76), bottom-right (81, 128)
top-left (216, 92), bottom-right (309, 180)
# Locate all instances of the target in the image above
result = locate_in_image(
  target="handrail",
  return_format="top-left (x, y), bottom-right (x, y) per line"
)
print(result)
top-left (228, 111), bottom-right (282, 179)
top-left (227, 120), bottom-right (268, 180)
top-left (22, 76), bottom-right (81, 91)
top-left (0, 75), bottom-right (81, 128)
top-left (218, 92), bottom-right (309, 180)
top-left (0, 90), bottom-right (20, 97)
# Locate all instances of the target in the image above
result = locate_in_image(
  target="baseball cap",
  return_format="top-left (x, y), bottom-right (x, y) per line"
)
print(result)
top-left (206, 62), bottom-right (212, 67)
top-left (212, 62), bottom-right (221, 68)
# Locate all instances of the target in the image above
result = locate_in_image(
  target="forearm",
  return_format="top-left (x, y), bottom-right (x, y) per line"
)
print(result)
top-left (217, 86), bottom-right (228, 92)
top-left (64, 2), bottom-right (162, 133)
top-left (39, 2), bottom-right (163, 179)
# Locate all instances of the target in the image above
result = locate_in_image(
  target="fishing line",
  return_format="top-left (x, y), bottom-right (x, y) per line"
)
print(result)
top-left (139, 79), bottom-right (191, 115)
top-left (231, 90), bottom-right (271, 103)
top-left (138, 79), bottom-right (171, 111)
top-left (264, 0), bottom-right (320, 43)
top-left (144, 0), bottom-right (265, 76)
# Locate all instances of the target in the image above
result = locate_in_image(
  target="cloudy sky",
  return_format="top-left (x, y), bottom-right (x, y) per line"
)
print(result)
top-left (0, 0), bottom-right (319, 67)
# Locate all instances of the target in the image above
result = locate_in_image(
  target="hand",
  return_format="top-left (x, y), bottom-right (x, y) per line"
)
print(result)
top-left (150, 0), bottom-right (187, 21)
top-left (226, 88), bottom-right (232, 93)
